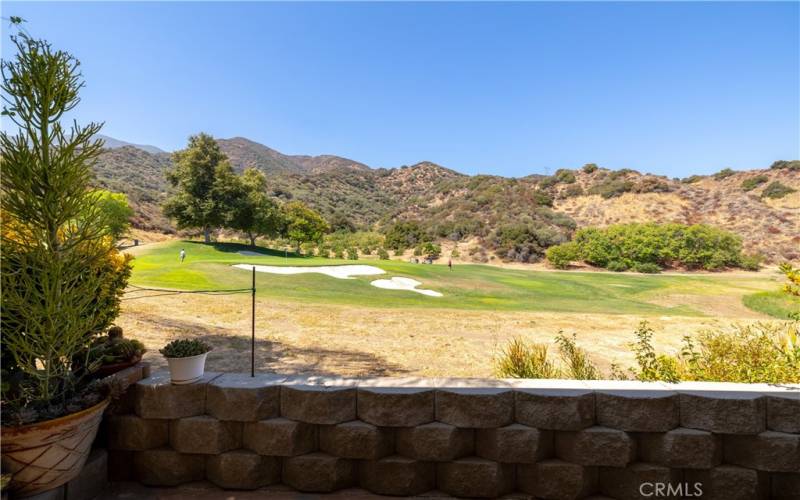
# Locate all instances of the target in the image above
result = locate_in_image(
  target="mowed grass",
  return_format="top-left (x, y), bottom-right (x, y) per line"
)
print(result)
top-left (128, 240), bottom-right (778, 317)
top-left (743, 291), bottom-right (800, 319)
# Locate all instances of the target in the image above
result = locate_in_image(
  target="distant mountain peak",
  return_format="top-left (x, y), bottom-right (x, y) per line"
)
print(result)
top-left (94, 134), bottom-right (165, 155)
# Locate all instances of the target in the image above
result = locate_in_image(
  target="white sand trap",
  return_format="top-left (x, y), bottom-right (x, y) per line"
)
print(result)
top-left (370, 277), bottom-right (443, 297)
top-left (232, 264), bottom-right (385, 280)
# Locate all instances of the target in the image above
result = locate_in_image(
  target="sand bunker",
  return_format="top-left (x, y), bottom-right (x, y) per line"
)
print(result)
top-left (232, 264), bottom-right (386, 279)
top-left (234, 264), bottom-right (442, 297)
top-left (370, 277), bottom-right (443, 297)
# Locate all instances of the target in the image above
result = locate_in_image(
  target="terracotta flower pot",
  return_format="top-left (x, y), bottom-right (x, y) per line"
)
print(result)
top-left (91, 355), bottom-right (142, 379)
top-left (165, 352), bottom-right (208, 385)
top-left (1, 398), bottom-right (109, 497)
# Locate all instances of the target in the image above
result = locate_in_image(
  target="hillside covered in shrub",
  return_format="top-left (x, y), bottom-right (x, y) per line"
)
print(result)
top-left (93, 136), bottom-right (799, 263)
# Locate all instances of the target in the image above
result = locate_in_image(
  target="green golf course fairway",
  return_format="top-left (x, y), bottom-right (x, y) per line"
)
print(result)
top-left (128, 240), bottom-right (780, 317)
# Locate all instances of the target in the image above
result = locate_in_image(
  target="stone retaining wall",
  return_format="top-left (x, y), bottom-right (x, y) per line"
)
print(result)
top-left (105, 366), bottom-right (800, 499)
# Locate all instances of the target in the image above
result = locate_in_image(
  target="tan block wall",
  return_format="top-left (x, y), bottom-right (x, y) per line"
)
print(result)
top-left (105, 369), bottom-right (800, 498)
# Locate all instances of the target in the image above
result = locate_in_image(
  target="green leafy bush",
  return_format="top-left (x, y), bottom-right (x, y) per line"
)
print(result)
top-left (384, 221), bottom-right (428, 252)
top-left (625, 322), bottom-right (680, 382)
top-left (554, 333), bottom-right (599, 380)
top-left (346, 248), bottom-right (359, 260)
top-left (416, 242), bottom-right (441, 260)
top-left (160, 339), bottom-right (212, 358)
top-left (545, 242), bottom-right (578, 269)
top-left (741, 175), bottom-right (768, 192)
top-left (492, 221), bottom-right (568, 263)
top-left (681, 175), bottom-right (704, 184)
top-left (546, 223), bottom-right (746, 271)
top-left (761, 181), bottom-right (796, 199)
top-left (633, 262), bottom-right (661, 274)
top-left (607, 260), bottom-right (630, 272)
top-left (738, 254), bottom-right (763, 271)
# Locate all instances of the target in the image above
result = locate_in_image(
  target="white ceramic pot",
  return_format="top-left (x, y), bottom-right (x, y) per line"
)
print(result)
top-left (165, 352), bottom-right (208, 385)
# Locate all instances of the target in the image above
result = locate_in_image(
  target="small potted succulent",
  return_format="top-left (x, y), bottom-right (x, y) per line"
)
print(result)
top-left (77, 326), bottom-right (146, 378)
top-left (160, 339), bottom-right (212, 385)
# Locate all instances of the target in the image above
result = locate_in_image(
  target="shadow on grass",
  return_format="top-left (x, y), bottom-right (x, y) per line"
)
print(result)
top-left (182, 240), bottom-right (308, 259)
top-left (134, 309), bottom-right (409, 377)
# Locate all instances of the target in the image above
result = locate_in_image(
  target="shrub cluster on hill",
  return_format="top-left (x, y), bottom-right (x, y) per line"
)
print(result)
top-left (712, 168), bottom-right (736, 180)
top-left (770, 160), bottom-right (800, 171)
top-left (761, 181), bottom-right (796, 199)
top-left (741, 175), bottom-right (769, 192)
top-left (587, 171), bottom-right (635, 199)
top-left (545, 222), bottom-right (755, 272)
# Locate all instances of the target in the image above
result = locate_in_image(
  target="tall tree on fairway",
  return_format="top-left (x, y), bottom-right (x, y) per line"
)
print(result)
top-left (228, 168), bottom-right (285, 246)
top-left (163, 133), bottom-right (238, 243)
top-left (283, 201), bottom-right (329, 251)
top-left (93, 190), bottom-right (133, 241)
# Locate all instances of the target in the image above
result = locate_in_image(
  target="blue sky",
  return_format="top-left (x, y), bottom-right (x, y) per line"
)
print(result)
top-left (2, 2), bottom-right (798, 177)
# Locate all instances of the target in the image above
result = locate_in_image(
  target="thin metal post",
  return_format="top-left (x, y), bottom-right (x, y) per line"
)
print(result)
top-left (251, 266), bottom-right (256, 377)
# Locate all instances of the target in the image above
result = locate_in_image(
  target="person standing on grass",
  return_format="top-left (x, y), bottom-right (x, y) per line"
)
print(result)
top-left (180, 248), bottom-right (186, 263)
top-left (448, 257), bottom-right (453, 271)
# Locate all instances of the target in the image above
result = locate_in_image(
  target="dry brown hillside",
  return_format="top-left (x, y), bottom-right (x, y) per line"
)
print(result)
top-left (554, 167), bottom-right (800, 262)
top-left (93, 135), bottom-right (798, 263)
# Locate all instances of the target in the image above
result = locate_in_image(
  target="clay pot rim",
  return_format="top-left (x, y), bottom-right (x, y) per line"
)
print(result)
top-left (0, 397), bottom-right (109, 436)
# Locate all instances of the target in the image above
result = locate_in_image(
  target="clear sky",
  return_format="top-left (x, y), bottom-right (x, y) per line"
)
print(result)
top-left (2, 1), bottom-right (798, 177)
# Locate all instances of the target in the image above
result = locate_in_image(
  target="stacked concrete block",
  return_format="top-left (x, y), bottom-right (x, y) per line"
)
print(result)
top-left (435, 385), bottom-right (514, 428)
top-left (205, 450), bottom-right (280, 489)
top-left (555, 426), bottom-right (636, 467)
top-left (395, 422), bottom-right (474, 461)
top-left (282, 452), bottom-right (356, 492)
top-left (318, 420), bottom-right (394, 459)
top-left (517, 459), bottom-right (598, 499)
top-left (637, 427), bottom-right (722, 469)
top-left (599, 462), bottom-right (683, 500)
top-left (242, 417), bottom-right (316, 456)
top-left (205, 373), bottom-right (283, 421)
top-left (280, 376), bottom-right (357, 424)
top-left (436, 457), bottom-right (515, 498)
top-left (102, 371), bottom-right (799, 498)
top-left (590, 381), bottom-right (679, 432)
top-left (357, 378), bottom-right (435, 426)
top-left (359, 455), bottom-right (435, 496)
top-left (169, 415), bottom-right (241, 454)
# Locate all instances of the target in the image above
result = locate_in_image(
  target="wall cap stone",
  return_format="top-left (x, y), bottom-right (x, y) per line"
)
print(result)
top-left (142, 371), bottom-right (799, 395)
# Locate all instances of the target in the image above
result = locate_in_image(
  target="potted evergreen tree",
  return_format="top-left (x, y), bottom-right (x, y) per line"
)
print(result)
top-left (0, 31), bottom-right (133, 496)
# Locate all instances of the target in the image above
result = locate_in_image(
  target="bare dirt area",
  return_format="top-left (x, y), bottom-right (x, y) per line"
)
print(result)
top-left (117, 293), bottom-right (770, 379)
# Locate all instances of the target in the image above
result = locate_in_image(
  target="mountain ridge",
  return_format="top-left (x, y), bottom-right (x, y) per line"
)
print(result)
top-left (92, 135), bottom-right (800, 263)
